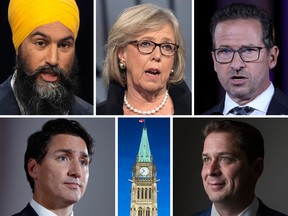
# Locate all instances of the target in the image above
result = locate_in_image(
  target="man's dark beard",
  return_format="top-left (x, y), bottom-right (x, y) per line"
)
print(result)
top-left (14, 55), bottom-right (79, 115)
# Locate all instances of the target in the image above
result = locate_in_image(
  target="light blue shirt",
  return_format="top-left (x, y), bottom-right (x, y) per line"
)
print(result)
top-left (223, 82), bottom-right (274, 115)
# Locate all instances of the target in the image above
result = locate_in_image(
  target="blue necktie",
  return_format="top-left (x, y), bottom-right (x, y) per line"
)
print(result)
top-left (228, 106), bottom-right (255, 115)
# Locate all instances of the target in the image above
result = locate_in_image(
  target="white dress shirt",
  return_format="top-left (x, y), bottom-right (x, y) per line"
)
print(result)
top-left (211, 197), bottom-right (259, 216)
top-left (223, 82), bottom-right (274, 115)
top-left (30, 199), bottom-right (74, 216)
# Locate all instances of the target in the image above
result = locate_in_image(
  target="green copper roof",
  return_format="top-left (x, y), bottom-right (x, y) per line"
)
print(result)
top-left (137, 126), bottom-right (152, 162)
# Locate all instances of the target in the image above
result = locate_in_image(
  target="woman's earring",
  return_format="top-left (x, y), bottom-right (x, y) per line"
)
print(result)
top-left (119, 60), bottom-right (126, 70)
top-left (171, 69), bottom-right (174, 74)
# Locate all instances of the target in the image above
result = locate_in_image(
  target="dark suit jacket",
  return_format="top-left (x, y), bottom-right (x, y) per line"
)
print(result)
top-left (0, 76), bottom-right (93, 115)
top-left (203, 88), bottom-right (288, 115)
top-left (96, 79), bottom-right (192, 115)
top-left (12, 203), bottom-right (38, 216)
top-left (191, 198), bottom-right (287, 216)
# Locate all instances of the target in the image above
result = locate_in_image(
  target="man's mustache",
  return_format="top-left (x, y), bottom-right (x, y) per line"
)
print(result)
top-left (26, 65), bottom-right (67, 79)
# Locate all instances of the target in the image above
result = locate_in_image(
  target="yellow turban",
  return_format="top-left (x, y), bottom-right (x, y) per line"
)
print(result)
top-left (8, 0), bottom-right (80, 51)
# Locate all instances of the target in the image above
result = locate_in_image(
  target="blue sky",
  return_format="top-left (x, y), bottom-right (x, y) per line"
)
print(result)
top-left (118, 117), bottom-right (171, 216)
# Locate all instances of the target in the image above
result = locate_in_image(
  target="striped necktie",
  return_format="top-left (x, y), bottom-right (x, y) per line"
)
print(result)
top-left (228, 106), bottom-right (255, 115)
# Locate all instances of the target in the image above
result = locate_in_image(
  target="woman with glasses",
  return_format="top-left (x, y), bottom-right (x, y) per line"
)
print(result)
top-left (202, 3), bottom-right (288, 115)
top-left (96, 3), bottom-right (191, 115)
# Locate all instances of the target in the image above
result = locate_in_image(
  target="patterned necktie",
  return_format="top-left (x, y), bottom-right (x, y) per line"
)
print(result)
top-left (228, 106), bottom-right (255, 115)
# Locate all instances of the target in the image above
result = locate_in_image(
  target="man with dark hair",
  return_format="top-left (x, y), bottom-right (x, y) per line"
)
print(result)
top-left (203, 3), bottom-right (288, 115)
top-left (192, 120), bottom-right (287, 216)
top-left (13, 118), bottom-right (94, 216)
top-left (0, 0), bottom-right (93, 115)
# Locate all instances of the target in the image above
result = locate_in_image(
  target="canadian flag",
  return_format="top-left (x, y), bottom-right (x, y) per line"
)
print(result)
top-left (139, 119), bottom-right (145, 123)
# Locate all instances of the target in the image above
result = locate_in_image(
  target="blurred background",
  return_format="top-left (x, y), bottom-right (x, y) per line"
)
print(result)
top-left (0, 118), bottom-right (115, 216)
top-left (0, 0), bottom-right (94, 106)
top-left (194, 0), bottom-right (288, 114)
top-left (96, 0), bottom-right (192, 104)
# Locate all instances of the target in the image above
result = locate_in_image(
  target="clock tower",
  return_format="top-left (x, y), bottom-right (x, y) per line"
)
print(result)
top-left (130, 124), bottom-right (158, 216)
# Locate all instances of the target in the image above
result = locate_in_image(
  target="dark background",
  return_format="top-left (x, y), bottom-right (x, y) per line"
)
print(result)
top-left (194, 0), bottom-right (288, 114)
top-left (0, 0), bottom-right (94, 106)
top-left (173, 118), bottom-right (288, 215)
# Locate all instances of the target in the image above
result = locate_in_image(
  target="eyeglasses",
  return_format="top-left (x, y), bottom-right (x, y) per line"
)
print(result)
top-left (212, 47), bottom-right (266, 64)
top-left (129, 40), bottom-right (179, 56)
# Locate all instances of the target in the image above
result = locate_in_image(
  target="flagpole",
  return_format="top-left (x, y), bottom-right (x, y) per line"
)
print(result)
top-left (138, 118), bottom-right (146, 128)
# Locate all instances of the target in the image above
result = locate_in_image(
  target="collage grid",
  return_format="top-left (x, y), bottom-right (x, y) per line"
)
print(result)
top-left (0, 0), bottom-right (288, 216)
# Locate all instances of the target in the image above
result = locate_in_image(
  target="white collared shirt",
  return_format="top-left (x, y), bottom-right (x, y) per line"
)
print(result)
top-left (211, 197), bottom-right (259, 216)
top-left (30, 199), bottom-right (74, 216)
top-left (223, 82), bottom-right (274, 115)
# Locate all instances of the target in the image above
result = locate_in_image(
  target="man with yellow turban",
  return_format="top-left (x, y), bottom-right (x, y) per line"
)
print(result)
top-left (0, 0), bottom-right (93, 115)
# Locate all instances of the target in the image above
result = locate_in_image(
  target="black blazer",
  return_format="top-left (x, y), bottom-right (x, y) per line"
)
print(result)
top-left (191, 198), bottom-right (287, 216)
top-left (0, 76), bottom-right (93, 115)
top-left (12, 203), bottom-right (38, 216)
top-left (96, 80), bottom-right (192, 115)
top-left (203, 87), bottom-right (288, 115)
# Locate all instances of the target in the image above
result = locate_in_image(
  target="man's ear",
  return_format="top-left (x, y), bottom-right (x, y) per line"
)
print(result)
top-left (254, 157), bottom-right (264, 180)
top-left (268, 46), bottom-right (279, 69)
top-left (27, 158), bottom-right (39, 180)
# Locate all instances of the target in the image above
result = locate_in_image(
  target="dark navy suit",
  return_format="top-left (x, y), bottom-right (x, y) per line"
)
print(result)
top-left (12, 203), bottom-right (38, 216)
top-left (0, 76), bottom-right (93, 115)
top-left (203, 88), bottom-right (288, 115)
top-left (192, 199), bottom-right (287, 216)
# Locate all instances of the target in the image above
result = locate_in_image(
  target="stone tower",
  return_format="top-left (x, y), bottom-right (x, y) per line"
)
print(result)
top-left (130, 123), bottom-right (158, 216)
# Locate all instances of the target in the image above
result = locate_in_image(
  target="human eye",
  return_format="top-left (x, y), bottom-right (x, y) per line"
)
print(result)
top-left (79, 158), bottom-right (89, 167)
top-left (202, 156), bottom-right (211, 164)
top-left (216, 48), bottom-right (233, 56)
top-left (35, 40), bottom-right (47, 48)
top-left (59, 41), bottom-right (72, 49)
top-left (219, 155), bottom-right (234, 164)
top-left (57, 155), bottom-right (69, 162)
top-left (161, 43), bottom-right (173, 51)
top-left (161, 43), bottom-right (178, 55)
top-left (239, 47), bottom-right (258, 58)
top-left (139, 40), bottom-right (153, 47)
top-left (240, 47), bottom-right (258, 53)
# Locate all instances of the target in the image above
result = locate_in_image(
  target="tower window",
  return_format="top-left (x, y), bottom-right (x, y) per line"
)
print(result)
top-left (146, 207), bottom-right (150, 216)
top-left (138, 207), bottom-right (143, 216)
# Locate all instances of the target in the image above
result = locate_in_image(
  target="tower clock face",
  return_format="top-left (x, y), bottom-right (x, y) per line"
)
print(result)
top-left (140, 167), bottom-right (149, 176)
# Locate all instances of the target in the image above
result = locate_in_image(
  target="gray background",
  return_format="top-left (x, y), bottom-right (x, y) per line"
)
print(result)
top-left (96, 0), bottom-right (192, 103)
top-left (173, 118), bottom-right (288, 215)
top-left (0, 118), bottom-right (115, 216)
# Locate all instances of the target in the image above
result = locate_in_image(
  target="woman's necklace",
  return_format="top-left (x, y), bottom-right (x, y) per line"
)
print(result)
top-left (124, 90), bottom-right (169, 115)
